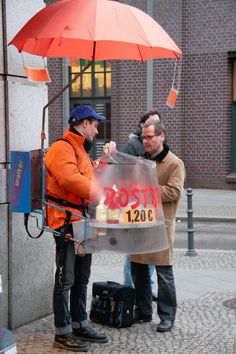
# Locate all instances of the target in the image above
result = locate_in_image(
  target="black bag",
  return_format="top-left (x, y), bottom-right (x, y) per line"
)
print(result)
top-left (90, 281), bottom-right (135, 328)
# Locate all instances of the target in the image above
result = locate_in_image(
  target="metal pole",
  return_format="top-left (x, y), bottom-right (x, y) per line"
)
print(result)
top-left (185, 188), bottom-right (197, 256)
top-left (40, 41), bottom-right (97, 152)
top-left (40, 61), bottom-right (92, 151)
top-left (146, 0), bottom-right (153, 110)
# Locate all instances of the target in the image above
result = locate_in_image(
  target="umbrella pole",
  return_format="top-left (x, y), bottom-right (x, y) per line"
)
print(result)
top-left (40, 61), bottom-right (92, 152)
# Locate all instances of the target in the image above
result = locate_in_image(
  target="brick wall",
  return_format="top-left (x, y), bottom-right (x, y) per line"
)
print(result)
top-left (111, 0), bottom-right (148, 149)
top-left (45, 0), bottom-right (236, 189)
top-left (152, 0), bottom-right (184, 159)
top-left (111, 60), bottom-right (147, 149)
top-left (112, 0), bottom-right (185, 156)
top-left (182, 53), bottom-right (232, 188)
top-left (181, 0), bottom-right (236, 189)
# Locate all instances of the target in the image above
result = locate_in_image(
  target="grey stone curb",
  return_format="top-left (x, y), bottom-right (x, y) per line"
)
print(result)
top-left (176, 216), bottom-right (236, 223)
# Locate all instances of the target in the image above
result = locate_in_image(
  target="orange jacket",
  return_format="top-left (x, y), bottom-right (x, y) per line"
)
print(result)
top-left (44, 129), bottom-right (94, 230)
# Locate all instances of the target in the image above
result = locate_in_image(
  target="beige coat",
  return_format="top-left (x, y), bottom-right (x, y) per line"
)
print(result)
top-left (130, 151), bottom-right (185, 266)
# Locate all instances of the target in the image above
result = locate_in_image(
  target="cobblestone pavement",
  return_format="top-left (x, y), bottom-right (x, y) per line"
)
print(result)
top-left (13, 250), bottom-right (236, 354)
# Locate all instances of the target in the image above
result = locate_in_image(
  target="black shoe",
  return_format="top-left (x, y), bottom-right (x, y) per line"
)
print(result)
top-left (74, 326), bottom-right (108, 343)
top-left (54, 333), bottom-right (88, 352)
top-left (152, 292), bottom-right (158, 302)
top-left (133, 314), bottom-right (152, 323)
top-left (157, 320), bottom-right (174, 332)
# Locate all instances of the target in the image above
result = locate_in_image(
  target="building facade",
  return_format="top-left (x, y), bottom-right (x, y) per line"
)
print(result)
top-left (0, 0), bottom-right (54, 328)
top-left (47, 0), bottom-right (236, 190)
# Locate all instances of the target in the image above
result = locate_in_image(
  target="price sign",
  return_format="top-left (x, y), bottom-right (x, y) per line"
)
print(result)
top-left (123, 208), bottom-right (155, 225)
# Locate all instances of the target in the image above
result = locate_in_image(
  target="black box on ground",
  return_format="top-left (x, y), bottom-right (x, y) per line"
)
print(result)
top-left (90, 281), bottom-right (135, 328)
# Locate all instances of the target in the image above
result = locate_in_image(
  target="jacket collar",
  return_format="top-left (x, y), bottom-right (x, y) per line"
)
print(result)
top-left (144, 142), bottom-right (169, 162)
top-left (66, 128), bottom-right (92, 152)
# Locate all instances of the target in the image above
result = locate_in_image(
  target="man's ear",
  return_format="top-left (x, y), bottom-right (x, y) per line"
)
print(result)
top-left (82, 119), bottom-right (88, 127)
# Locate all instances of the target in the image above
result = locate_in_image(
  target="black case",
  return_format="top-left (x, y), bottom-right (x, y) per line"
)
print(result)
top-left (90, 281), bottom-right (135, 328)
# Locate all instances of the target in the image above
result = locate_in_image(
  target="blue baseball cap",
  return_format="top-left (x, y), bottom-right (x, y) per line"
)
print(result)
top-left (69, 105), bottom-right (106, 123)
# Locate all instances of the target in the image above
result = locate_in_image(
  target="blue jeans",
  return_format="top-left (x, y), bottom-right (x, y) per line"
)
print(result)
top-left (123, 255), bottom-right (155, 290)
top-left (131, 262), bottom-right (177, 322)
top-left (53, 229), bottom-right (92, 335)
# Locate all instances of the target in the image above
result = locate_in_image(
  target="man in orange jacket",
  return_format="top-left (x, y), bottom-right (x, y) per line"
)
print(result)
top-left (45, 105), bottom-right (108, 352)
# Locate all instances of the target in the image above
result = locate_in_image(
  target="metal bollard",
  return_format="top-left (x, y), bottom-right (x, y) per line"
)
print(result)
top-left (185, 188), bottom-right (197, 256)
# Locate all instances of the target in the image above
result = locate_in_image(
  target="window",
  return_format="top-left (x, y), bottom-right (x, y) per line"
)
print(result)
top-left (69, 60), bottom-right (111, 159)
top-left (70, 60), bottom-right (111, 98)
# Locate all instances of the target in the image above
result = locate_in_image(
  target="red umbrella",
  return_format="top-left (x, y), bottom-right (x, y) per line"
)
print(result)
top-left (9, 0), bottom-right (181, 61)
top-left (9, 0), bottom-right (182, 150)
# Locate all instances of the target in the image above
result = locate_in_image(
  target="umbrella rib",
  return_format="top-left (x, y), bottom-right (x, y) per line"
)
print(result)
top-left (92, 41), bottom-right (96, 62)
top-left (137, 44), bottom-right (144, 62)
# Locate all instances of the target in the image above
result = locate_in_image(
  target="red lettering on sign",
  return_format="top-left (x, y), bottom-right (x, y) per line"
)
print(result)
top-left (103, 185), bottom-right (162, 209)
top-left (130, 188), bottom-right (140, 209)
top-left (118, 188), bottom-right (129, 208)
top-left (104, 187), bottom-right (117, 208)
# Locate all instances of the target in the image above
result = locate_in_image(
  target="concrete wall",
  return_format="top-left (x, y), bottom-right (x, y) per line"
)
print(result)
top-left (0, 0), bottom-right (55, 328)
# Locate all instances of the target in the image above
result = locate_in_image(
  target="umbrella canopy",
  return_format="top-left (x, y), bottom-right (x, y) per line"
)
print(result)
top-left (9, 0), bottom-right (181, 61)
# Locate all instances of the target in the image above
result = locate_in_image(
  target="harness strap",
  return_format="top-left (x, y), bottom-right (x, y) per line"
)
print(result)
top-left (45, 193), bottom-right (88, 216)
top-left (60, 210), bottom-right (72, 239)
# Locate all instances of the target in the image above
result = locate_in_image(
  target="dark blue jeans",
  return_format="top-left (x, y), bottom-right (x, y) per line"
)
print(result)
top-left (53, 230), bottom-right (92, 335)
top-left (131, 262), bottom-right (177, 322)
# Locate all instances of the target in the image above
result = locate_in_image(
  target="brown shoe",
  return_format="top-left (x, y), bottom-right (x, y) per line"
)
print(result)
top-left (54, 333), bottom-right (88, 352)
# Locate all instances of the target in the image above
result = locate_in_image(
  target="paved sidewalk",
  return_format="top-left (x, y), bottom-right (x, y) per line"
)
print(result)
top-left (11, 189), bottom-right (236, 353)
top-left (177, 188), bottom-right (236, 221)
top-left (13, 249), bottom-right (236, 354)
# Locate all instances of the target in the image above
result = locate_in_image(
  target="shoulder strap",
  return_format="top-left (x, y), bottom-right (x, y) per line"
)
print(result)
top-left (45, 194), bottom-right (88, 216)
top-left (56, 138), bottom-right (75, 152)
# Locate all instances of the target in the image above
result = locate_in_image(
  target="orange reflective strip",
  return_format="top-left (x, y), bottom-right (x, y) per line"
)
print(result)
top-left (166, 87), bottom-right (179, 109)
top-left (24, 66), bottom-right (51, 82)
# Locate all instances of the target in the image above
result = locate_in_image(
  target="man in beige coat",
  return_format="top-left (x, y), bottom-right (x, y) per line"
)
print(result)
top-left (130, 118), bottom-right (185, 332)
